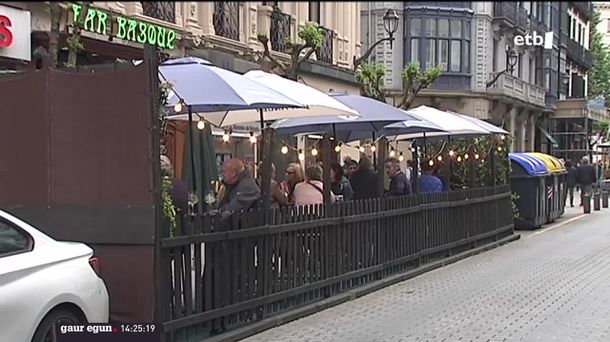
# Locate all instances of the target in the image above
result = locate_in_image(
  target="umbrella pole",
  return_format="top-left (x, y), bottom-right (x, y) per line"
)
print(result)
top-left (198, 128), bottom-right (207, 212)
top-left (413, 140), bottom-right (419, 194)
top-left (187, 106), bottom-right (198, 208)
top-left (372, 132), bottom-right (377, 169)
top-left (259, 109), bottom-right (265, 167)
top-left (448, 135), bottom-right (452, 191)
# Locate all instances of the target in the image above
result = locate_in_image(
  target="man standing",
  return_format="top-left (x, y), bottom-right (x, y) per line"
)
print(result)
top-left (564, 160), bottom-right (577, 207)
top-left (384, 158), bottom-right (412, 196)
top-left (218, 159), bottom-right (261, 219)
top-left (419, 161), bottom-right (444, 193)
top-left (350, 155), bottom-right (378, 200)
top-left (576, 156), bottom-right (597, 206)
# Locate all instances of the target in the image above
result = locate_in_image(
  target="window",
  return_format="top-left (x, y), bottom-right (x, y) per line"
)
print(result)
top-left (411, 18), bottom-right (421, 36)
top-left (0, 220), bottom-right (32, 257)
top-left (576, 22), bottom-right (580, 42)
top-left (411, 38), bottom-right (420, 64)
top-left (450, 40), bottom-right (461, 72)
top-left (308, 1), bottom-right (320, 23)
top-left (438, 40), bottom-right (449, 71)
top-left (409, 16), bottom-right (471, 73)
top-left (426, 39), bottom-right (436, 69)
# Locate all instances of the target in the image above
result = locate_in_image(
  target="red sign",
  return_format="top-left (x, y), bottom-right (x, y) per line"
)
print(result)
top-left (0, 15), bottom-right (13, 48)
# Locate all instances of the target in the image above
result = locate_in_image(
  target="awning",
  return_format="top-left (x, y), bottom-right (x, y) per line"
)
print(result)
top-left (538, 126), bottom-right (558, 147)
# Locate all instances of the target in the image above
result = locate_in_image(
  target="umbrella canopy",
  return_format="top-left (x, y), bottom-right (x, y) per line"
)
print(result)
top-left (270, 92), bottom-right (423, 139)
top-left (447, 110), bottom-right (509, 135)
top-left (387, 105), bottom-right (491, 140)
top-left (159, 57), bottom-right (305, 126)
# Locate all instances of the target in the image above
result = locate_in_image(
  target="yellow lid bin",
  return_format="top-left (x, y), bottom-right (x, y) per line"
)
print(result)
top-left (525, 152), bottom-right (566, 174)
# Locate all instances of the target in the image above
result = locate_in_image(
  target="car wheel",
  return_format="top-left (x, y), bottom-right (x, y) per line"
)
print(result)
top-left (31, 309), bottom-right (81, 342)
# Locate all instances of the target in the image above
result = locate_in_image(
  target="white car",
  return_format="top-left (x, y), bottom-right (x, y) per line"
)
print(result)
top-left (0, 209), bottom-right (109, 342)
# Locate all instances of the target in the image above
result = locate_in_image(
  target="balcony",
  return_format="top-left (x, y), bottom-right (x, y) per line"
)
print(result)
top-left (270, 6), bottom-right (291, 54)
top-left (493, 2), bottom-right (517, 28)
top-left (140, 2), bottom-right (175, 23)
top-left (564, 35), bottom-right (592, 69)
top-left (213, 2), bottom-right (240, 41)
top-left (487, 72), bottom-right (546, 108)
top-left (316, 27), bottom-right (335, 64)
top-left (584, 49), bottom-right (593, 69)
top-left (555, 99), bottom-right (610, 122)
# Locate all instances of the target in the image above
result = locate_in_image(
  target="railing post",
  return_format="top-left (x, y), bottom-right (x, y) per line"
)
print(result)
top-left (260, 127), bottom-right (275, 223)
top-left (594, 189), bottom-right (601, 211)
top-left (603, 190), bottom-right (609, 209)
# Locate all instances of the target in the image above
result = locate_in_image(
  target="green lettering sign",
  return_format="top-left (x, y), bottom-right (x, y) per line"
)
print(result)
top-left (71, 4), bottom-right (177, 50)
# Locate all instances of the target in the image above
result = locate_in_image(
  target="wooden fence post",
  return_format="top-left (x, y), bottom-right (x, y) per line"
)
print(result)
top-left (377, 137), bottom-right (388, 198)
top-left (323, 133), bottom-right (332, 204)
top-left (260, 127), bottom-right (275, 221)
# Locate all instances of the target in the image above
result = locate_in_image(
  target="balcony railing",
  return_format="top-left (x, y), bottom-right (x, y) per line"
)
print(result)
top-left (270, 6), bottom-right (291, 53)
top-left (213, 2), bottom-right (240, 41)
top-left (493, 2), bottom-right (517, 26)
top-left (571, 2), bottom-right (592, 20)
top-left (316, 26), bottom-right (335, 64)
top-left (140, 2), bottom-right (175, 23)
top-left (488, 72), bottom-right (546, 108)
top-left (584, 50), bottom-right (593, 69)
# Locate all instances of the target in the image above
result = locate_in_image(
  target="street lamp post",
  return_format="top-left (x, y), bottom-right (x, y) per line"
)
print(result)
top-left (353, 9), bottom-right (400, 70)
top-left (486, 47), bottom-right (519, 89)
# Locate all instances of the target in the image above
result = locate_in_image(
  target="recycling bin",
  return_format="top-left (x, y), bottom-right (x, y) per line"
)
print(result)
top-left (526, 153), bottom-right (567, 222)
top-left (509, 153), bottom-right (550, 230)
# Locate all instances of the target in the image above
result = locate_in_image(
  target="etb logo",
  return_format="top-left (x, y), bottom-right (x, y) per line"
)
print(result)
top-left (513, 31), bottom-right (553, 49)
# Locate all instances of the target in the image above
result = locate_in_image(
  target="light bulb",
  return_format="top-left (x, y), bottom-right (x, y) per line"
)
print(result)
top-left (173, 101), bottom-right (183, 113)
top-left (398, 154), bottom-right (404, 162)
top-left (249, 132), bottom-right (257, 144)
top-left (222, 132), bottom-right (230, 142)
top-left (474, 153), bottom-right (480, 160)
top-left (298, 150), bottom-right (305, 161)
top-left (410, 147), bottom-right (416, 153)
top-left (428, 159), bottom-right (434, 166)
top-left (197, 119), bottom-right (205, 130)
top-left (281, 145), bottom-right (289, 155)
top-left (500, 135), bottom-right (506, 141)
top-left (311, 148), bottom-right (318, 156)
top-left (457, 156), bottom-right (462, 162)
top-left (497, 146), bottom-right (503, 152)
top-left (437, 155), bottom-right (443, 162)
top-left (370, 145), bottom-right (376, 152)
top-left (389, 150), bottom-right (396, 158)
top-left (464, 153), bottom-right (469, 160)
top-left (449, 150), bottom-right (455, 157)
top-left (359, 146), bottom-right (365, 153)
top-left (334, 145), bottom-right (341, 152)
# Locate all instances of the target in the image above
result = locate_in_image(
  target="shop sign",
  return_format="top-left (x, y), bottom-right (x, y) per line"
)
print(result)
top-left (71, 4), bottom-right (177, 50)
top-left (0, 5), bottom-right (31, 61)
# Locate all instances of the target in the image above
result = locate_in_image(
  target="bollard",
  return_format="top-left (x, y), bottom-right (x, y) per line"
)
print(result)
top-left (583, 194), bottom-right (591, 214)
top-left (603, 190), bottom-right (609, 209)
top-left (594, 191), bottom-right (601, 211)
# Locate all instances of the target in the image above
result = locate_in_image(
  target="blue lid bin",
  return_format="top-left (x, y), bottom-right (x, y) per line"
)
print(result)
top-left (509, 153), bottom-right (550, 230)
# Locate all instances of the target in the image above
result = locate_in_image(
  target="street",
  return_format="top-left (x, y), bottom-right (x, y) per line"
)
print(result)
top-left (243, 205), bottom-right (610, 342)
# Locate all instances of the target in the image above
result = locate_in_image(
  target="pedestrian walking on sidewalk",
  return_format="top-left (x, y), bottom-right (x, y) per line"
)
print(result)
top-left (565, 160), bottom-right (577, 207)
top-left (576, 156), bottom-right (597, 206)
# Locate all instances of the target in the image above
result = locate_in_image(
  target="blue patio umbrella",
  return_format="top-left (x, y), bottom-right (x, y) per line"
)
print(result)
top-left (159, 57), bottom-right (305, 126)
top-left (270, 92), bottom-right (440, 141)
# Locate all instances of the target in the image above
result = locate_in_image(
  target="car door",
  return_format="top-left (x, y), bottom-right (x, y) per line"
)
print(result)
top-left (0, 217), bottom-right (37, 342)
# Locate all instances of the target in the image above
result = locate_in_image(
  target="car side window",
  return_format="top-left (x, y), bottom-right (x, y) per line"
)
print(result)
top-left (0, 219), bottom-right (32, 257)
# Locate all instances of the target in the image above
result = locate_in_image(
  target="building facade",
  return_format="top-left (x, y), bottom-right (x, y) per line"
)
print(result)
top-left (595, 2), bottom-right (610, 47)
top-left (362, 1), bottom-right (600, 157)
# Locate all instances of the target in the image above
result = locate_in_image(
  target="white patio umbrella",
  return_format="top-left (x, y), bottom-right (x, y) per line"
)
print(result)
top-left (165, 68), bottom-right (359, 128)
top-left (386, 105), bottom-right (491, 141)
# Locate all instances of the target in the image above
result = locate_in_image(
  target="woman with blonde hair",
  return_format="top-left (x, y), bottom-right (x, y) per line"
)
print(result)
top-left (292, 164), bottom-right (329, 206)
top-left (280, 162), bottom-right (304, 203)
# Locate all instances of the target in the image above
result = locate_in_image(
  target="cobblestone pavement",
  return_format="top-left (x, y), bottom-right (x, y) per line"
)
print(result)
top-left (243, 205), bottom-right (610, 342)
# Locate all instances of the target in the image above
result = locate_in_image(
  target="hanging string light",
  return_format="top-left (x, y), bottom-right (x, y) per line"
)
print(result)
top-left (173, 100), bottom-right (184, 113)
top-left (249, 132), bottom-right (257, 144)
top-left (389, 148), bottom-right (396, 158)
top-left (298, 149), bottom-right (305, 161)
top-left (398, 152), bottom-right (404, 162)
top-left (281, 145), bottom-right (289, 155)
top-left (222, 130), bottom-right (230, 143)
top-left (428, 159), bottom-right (434, 166)
top-left (410, 147), bottom-right (416, 153)
top-left (474, 153), bottom-right (480, 160)
top-left (497, 146), bottom-right (503, 152)
top-left (359, 146), bottom-right (366, 153)
top-left (370, 145), bottom-right (377, 152)
top-left (197, 117), bottom-right (205, 130)
top-left (437, 155), bottom-right (443, 162)
top-left (335, 144), bottom-right (342, 153)
top-left (464, 153), bottom-right (469, 160)
top-left (449, 150), bottom-right (455, 157)
top-left (457, 156), bottom-right (463, 162)
top-left (311, 147), bottom-right (319, 156)
top-left (500, 135), bottom-right (506, 141)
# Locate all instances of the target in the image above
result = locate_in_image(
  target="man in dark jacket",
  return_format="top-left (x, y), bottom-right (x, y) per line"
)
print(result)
top-left (385, 158), bottom-right (412, 196)
top-left (218, 159), bottom-right (261, 219)
top-left (350, 155), bottom-right (378, 200)
top-left (564, 160), bottom-right (577, 207)
top-left (576, 156), bottom-right (597, 206)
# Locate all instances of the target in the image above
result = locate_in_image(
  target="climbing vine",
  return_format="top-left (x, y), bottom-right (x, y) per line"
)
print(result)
top-left (511, 192), bottom-right (520, 219)
top-left (162, 175), bottom-right (177, 237)
top-left (159, 80), bottom-right (177, 236)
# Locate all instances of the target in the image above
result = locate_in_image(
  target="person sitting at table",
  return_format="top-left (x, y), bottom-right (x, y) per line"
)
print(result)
top-left (218, 159), bottom-right (260, 219)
